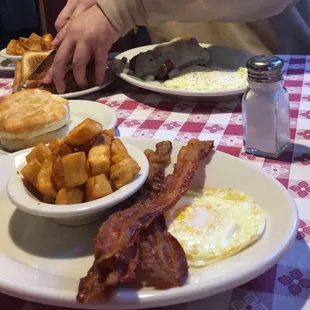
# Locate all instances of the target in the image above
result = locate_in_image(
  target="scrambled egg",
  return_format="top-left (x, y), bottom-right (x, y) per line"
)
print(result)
top-left (165, 188), bottom-right (265, 268)
top-left (163, 67), bottom-right (247, 91)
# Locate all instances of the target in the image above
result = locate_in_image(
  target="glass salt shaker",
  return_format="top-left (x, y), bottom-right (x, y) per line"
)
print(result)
top-left (242, 55), bottom-right (290, 159)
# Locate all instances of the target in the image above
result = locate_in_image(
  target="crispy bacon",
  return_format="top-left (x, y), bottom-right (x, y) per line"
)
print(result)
top-left (77, 141), bottom-right (172, 303)
top-left (77, 139), bottom-right (214, 303)
top-left (138, 215), bottom-right (188, 288)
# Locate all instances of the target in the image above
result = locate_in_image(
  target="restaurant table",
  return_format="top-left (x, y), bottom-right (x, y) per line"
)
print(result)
top-left (0, 54), bottom-right (310, 310)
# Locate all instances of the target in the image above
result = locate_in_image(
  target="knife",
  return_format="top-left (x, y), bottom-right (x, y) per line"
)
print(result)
top-left (12, 49), bottom-right (57, 93)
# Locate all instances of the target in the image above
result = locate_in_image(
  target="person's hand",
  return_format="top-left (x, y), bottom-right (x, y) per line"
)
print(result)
top-left (53, 0), bottom-right (97, 46)
top-left (44, 5), bottom-right (120, 93)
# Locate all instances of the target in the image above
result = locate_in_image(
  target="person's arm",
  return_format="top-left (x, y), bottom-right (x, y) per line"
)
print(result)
top-left (97, 0), bottom-right (298, 37)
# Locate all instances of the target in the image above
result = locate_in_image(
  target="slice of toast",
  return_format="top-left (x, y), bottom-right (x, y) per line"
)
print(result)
top-left (13, 60), bottom-right (23, 89)
top-left (21, 51), bottom-right (51, 88)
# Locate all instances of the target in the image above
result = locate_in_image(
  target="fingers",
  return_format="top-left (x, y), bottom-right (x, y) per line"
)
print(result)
top-left (94, 47), bottom-right (108, 85)
top-left (52, 39), bottom-right (75, 94)
top-left (43, 66), bottom-right (53, 85)
top-left (53, 4), bottom-right (83, 46)
top-left (55, 0), bottom-right (79, 32)
top-left (53, 24), bottom-right (68, 46)
top-left (72, 42), bottom-right (92, 89)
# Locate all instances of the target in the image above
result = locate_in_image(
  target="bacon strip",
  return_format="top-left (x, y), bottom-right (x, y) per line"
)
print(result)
top-left (138, 215), bottom-right (188, 288)
top-left (77, 139), bottom-right (214, 303)
top-left (77, 141), bottom-right (172, 303)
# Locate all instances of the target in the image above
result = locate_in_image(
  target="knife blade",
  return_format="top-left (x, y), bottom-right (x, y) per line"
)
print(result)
top-left (12, 49), bottom-right (56, 93)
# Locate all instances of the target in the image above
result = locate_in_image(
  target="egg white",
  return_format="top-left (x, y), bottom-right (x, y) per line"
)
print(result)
top-left (163, 67), bottom-right (247, 91)
top-left (165, 188), bottom-right (265, 268)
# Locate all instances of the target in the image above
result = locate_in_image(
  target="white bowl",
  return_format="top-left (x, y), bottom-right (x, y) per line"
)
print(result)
top-left (0, 48), bottom-right (22, 62)
top-left (7, 141), bottom-right (149, 225)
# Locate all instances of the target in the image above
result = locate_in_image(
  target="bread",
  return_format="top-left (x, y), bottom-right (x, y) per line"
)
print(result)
top-left (0, 89), bottom-right (71, 151)
top-left (1, 126), bottom-right (70, 152)
top-left (13, 60), bottom-right (23, 89)
top-left (13, 51), bottom-right (97, 94)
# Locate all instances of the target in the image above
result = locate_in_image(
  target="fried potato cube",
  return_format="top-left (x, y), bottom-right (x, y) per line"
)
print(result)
top-left (110, 156), bottom-right (141, 190)
top-left (42, 195), bottom-right (55, 204)
top-left (88, 144), bottom-right (111, 177)
top-left (111, 139), bottom-right (129, 164)
top-left (15, 41), bottom-right (25, 54)
top-left (41, 40), bottom-right (54, 51)
top-left (85, 174), bottom-right (113, 201)
top-left (42, 33), bottom-right (53, 42)
top-left (58, 143), bottom-right (73, 157)
top-left (36, 159), bottom-right (57, 198)
top-left (103, 129), bottom-right (115, 139)
top-left (18, 37), bottom-right (29, 50)
top-left (62, 152), bottom-right (88, 188)
top-left (27, 32), bottom-right (42, 43)
top-left (49, 139), bottom-right (72, 159)
top-left (6, 40), bottom-right (19, 55)
top-left (51, 156), bottom-right (65, 190)
top-left (26, 143), bottom-right (52, 164)
top-left (56, 187), bottom-right (84, 205)
top-left (48, 138), bottom-right (64, 152)
top-left (28, 42), bottom-right (42, 52)
top-left (65, 118), bottom-right (102, 147)
top-left (21, 159), bottom-right (41, 187)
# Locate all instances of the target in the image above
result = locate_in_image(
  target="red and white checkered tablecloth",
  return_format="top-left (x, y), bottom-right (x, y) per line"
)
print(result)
top-left (0, 54), bottom-right (310, 310)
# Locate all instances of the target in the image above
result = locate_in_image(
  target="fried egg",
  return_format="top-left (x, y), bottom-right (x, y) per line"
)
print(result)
top-left (165, 188), bottom-right (265, 268)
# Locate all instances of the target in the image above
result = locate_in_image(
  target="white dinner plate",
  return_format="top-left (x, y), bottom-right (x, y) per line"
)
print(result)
top-left (0, 99), bottom-right (117, 154)
top-left (114, 44), bottom-right (254, 100)
top-left (0, 48), bottom-right (22, 62)
top-left (0, 50), bottom-right (116, 96)
top-left (0, 137), bottom-right (298, 309)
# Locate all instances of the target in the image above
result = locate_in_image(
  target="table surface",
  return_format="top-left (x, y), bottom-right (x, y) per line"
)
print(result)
top-left (0, 54), bottom-right (310, 310)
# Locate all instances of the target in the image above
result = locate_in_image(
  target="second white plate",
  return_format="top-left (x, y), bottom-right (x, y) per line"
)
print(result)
top-left (0, 99), bottom-right (117, 154)
top-left (114, 44), bottom-right (254, 100)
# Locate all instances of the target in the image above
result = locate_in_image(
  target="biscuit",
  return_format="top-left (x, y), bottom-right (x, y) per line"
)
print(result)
top-left (0, 89), bottom-right (70, 150)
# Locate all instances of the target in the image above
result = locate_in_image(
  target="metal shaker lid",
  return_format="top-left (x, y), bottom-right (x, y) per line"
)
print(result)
top-left (246, 55), bottom-right (284, 83)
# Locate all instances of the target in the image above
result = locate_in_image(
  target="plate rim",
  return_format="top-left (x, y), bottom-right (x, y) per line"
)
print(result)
top-left (0, 48), bottom-right (22, 61)
top-left (0, 137), bottom-right (299, 309)
top-left (114, 43), bottom-right (252, 97)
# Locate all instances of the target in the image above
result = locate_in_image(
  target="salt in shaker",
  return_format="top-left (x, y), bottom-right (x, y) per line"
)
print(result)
top-left (242, 55), bottom-right (290, 158)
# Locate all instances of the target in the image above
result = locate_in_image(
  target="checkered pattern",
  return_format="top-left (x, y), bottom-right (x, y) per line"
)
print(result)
top-left (1, 54), bottom-right (310, 310)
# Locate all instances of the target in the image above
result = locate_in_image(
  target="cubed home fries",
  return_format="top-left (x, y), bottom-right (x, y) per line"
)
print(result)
top-left (6, 33), bottom-right (54, 55)
top-left (21, 118), bottom-right (141, 205)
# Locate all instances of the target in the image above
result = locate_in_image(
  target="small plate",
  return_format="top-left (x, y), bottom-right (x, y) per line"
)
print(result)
top-left (0, 99), bottom-right (117, 154)
top-left (0, 137), bottom-right (298, 309)
top-left (0, 48), bottom-right (22, 62)
top-left (7, 141), bottom-right (149, 225)
top-left (114, 44), bottom-right (253, 100)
